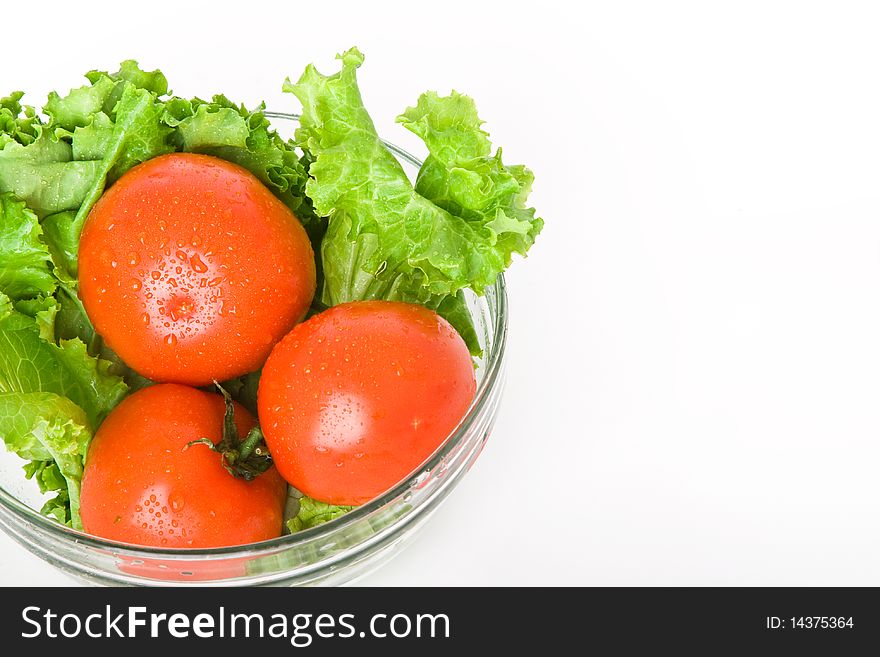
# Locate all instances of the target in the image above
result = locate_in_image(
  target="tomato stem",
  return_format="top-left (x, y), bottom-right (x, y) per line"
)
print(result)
top-left (239, 426), bottom-right (265, 460)
top-left (184, 382), bottom-right (274, 481)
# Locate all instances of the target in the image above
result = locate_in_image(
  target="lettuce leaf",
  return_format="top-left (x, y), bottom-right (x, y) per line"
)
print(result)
top-left (285, 48), bottom-right (542, 354)
top-left (397, 90), bottom-right (542, 259)
top-left (46, 61), bottom-right (169, 133)
top-left (162, 94), bottom-right (318, 230)
top-left (0, 134), bottom-right (103, 219)
top-left (66, 83), bottom-right (174, 245)
top-left (9, 64), bottom-right (174, 274)
top-left (286, 496), bottom-right (353, 533)
top-left (0, 292), bottom-right (128, 428)
top-left (1, 92), bottom-right (41, 147)
top-left (44, 76), bottom-right (117, 133)
top-left (0, 193), bottom-right (56, 300)
top-left (0, 393), bottom-right (92, 528)
top-left (40, 211), bottom-right (79, 284)
top-left (86, 59), bottom-right (169, 114)
top-left (0, 290), bottom-right (129, 527)
top-left (13, 294), bottom-right (59, 342)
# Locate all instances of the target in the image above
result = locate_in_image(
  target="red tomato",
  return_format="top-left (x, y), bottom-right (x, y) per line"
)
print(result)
top-left (258, 301), bottom-right (477, 506)
top-left (80, 384), bottom-right (287, 548)
top-left (78, 153), bottom-right (316, 385)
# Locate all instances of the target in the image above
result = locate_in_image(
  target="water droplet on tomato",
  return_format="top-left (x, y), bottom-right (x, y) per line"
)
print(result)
top-left (190, 254), bottom-right (209, 273)
top-left (151, 270), bottom-right (161, 280)
top-left (128, 253), bottom-right (140, 266)
top-left (141, 313), bottom-right (150, 325)
top-left (110, 260), bottom-right (118, 269)
top-left (165, 333), bottom-right (177, 346)
top-left (130, 278), bottom-right (141, 291)
top-left (168, 493), bottom-right (184, 512)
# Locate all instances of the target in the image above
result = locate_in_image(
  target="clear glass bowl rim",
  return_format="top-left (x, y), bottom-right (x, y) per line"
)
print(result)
top-left (0, 111), bottom-right (509, 561)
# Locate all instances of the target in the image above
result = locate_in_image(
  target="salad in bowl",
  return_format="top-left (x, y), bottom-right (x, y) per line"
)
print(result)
top-left (0, 48), bottom-right (541, 583)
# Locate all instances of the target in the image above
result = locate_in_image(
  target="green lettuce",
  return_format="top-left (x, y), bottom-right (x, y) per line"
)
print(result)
top-left (0, 393), bottom-right (92, 528)
top-left (285, 48), bottom-right (542, 354)
top-left (0, 64), bottom-right (173, 276)
top-left (397, 91), bottom-right (542, 259)
top-left (44, 75), bottom-right (118, 133)
top-left (0, 62), bottom-right (173, 239)
top-left (13, 294), bottom-right (59, 342)
top-left (0, 193), bottom-right (56, 300)
top-left (66, 83), bottom-right (174, 260)
top-left (286, 496), bottom-right (353, 533)
top-left (0, 134), bottom-right (103, 220)
top-left (1, 92), bottom-right (41, 147)
top-left (0, 292), bottom-right (127, 429)
top-left (0, 291), bottom-right (128, 528)
top-left (163, 94), bottom-right (317, 224)
top-left (46, 60), bottom-right (169, 132)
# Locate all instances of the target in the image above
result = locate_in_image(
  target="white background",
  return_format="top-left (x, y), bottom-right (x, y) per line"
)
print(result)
top-left (3, 0), bottom-right (880, 585)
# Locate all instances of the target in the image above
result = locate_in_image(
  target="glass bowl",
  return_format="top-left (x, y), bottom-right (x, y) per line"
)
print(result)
top-left (0, 113), bottom-right (508, 586)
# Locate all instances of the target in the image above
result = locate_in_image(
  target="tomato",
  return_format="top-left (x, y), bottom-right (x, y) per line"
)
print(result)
top-left (80, 384), bottom-right (287, 548)
top-left (78, 153), bottom-right (316, 386)
top-left (258, 301), bottom-right (477, 506)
